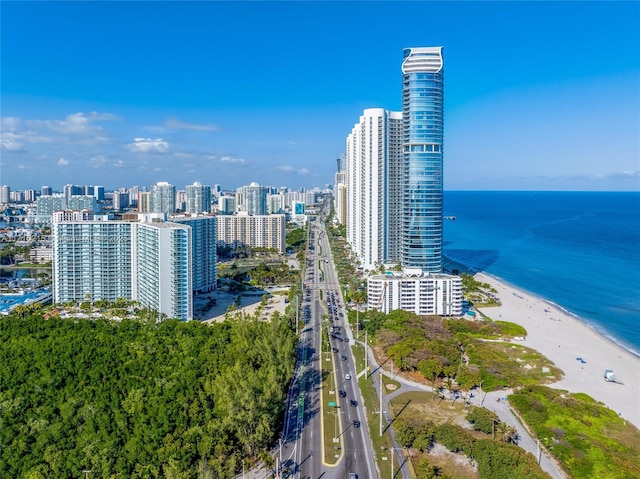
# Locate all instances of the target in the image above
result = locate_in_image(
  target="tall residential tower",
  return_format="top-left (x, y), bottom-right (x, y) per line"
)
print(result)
top-left (401, 46), bottom-right (444, 272)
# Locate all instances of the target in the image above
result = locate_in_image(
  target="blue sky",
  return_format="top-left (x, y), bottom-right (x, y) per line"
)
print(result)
top-left (1, 1), bottom-right (639, 192)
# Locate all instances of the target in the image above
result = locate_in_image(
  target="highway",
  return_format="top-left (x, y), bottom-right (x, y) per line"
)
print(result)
top-left (280, 213), bottom-right (378, 479)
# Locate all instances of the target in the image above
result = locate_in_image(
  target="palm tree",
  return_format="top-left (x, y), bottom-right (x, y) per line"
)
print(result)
top-left (350, 289), bottom-right (367, 338)
top-left (259, 451), bottom-right (275, 478)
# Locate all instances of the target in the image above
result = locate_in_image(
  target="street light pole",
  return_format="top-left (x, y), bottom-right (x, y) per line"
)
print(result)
top-left (364, 329), bottom-right (368, 377)
top-left (379, 371), bottom-right (383, 436)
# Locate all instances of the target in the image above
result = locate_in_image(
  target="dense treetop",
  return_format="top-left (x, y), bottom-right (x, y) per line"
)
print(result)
top-left (0, 312), bottom-right (297, 479)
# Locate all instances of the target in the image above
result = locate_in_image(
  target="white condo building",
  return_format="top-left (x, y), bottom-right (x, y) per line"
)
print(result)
top-left (150, 181), bottom-right (176, 215)
top-left (185, 182), bottom-right (212, 214)
top-left (52, 213), bottom-right (194, 320)
top-left (236, 182), bottom-right (270, 215)
top-left (52, 216), bottom-right (134, 304)
top-left (346, 108), bottom-right (402, 271)
top-left (216, 213), bottom-right (286, 254)
top-left (133, 222), bottom-right (192, 320)
top-left (367, 268), bottom-right (463, 316)
top-left (171, 214), bottom-right (217, 293)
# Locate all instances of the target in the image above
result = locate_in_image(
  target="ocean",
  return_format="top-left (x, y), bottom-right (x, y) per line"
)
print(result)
top-left (443, 191), bottom-right (640, 356)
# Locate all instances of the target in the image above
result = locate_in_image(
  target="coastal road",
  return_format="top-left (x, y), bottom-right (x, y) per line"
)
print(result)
top-left (281, 216), bottom-right (377, 479)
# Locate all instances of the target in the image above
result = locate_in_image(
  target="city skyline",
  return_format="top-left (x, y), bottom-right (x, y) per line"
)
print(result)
top-left (1, 1), bottom-right (639, 192)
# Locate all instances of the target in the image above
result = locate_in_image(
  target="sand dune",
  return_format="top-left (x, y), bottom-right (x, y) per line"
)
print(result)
top-left (475, 272), bottom-right (640, 428)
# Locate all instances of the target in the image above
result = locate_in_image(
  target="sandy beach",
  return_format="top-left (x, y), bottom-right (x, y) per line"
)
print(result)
top-left (475, 272), bottom-right (640, 429)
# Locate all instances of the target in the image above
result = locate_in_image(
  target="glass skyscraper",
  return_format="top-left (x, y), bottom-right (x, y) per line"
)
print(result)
top-left (400, 47), bottom-right (444, 273)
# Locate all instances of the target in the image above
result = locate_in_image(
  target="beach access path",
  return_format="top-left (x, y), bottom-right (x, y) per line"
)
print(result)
top-left (360, 339), bottom-right (568, 479)
top-left (475, 272), bottom-right (640, 429)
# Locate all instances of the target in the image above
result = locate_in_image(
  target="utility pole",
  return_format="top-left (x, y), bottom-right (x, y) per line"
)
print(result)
top-left (391, 450), bottom-right (394, 479)
top-left (364, 329), bottom-right (368, 377)
top-left (379, 371), bottom-right (383, 436)
top-left (82, 471), bottom-right (91, 479)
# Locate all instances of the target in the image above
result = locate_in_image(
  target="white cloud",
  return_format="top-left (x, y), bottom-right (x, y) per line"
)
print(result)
top-left (1, 132), bottom-right (24, 151)
top-left (220, 156), bottom-right (246, 163)
top-left (127, 137), bottom-right (170, 153)
top-left (87, 154), bottom-right (125, 168)
top-left (1, 117), bottom-right (22, 130)
top-left (57, 158), bottom-right (69, 166)
top-left (18, 164), bottom-right (31, 170)
top-left (278, 165), bottom-right (309, 175)
top-left (163, 117), bottom-right (219, 131)
top-left (36, 112), bottom-right (119, 135)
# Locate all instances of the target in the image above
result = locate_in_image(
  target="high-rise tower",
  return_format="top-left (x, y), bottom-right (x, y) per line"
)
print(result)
top-left (400, 47), bottom-right (444, 273)
top-left (150, 181), bottom-right (176, 216)
top-left (185, 181), bottom-right (212, 214)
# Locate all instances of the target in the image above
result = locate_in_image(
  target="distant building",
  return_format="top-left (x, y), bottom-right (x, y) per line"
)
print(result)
top-left (10, 191), bottom-right (24, 203)
top-left (367, 268), bottom-right (462, 316)
top-left (267, 193), bottom-right (284, 214)
top-left (217, 213), bottom-right (286, 254)
top-left (185, 181), bottom-right (212, 214)
top-left (67, 195), bottom-right (97, 212)
top-left (218, 195), bottom-right (236, 215)
top-left (150, 181), bottom-right (176, 215)
top-left (35, 194), bottom-right (67, 224)
top-left (94, 185), bottom-right (105, 201)
top-left (0, 186), bottom-right (10, 204)
top-left (63, 184), bottom-right (83, 199)
top-left (236, 182), bottom-right (270, 215)
top-left (113, 192), bottom-right (130, 211)
top-left (41, 186), bottom-right (53, 196)
top-left (138, 191), bottom-right (151, 213)
top-left (30, 246), bottom-right (53, 264)
top-left (23, 189), bottom-right (36, 202)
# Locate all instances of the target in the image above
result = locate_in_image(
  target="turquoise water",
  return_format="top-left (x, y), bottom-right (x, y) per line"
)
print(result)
top-left (443, 191), bottom-right (640, 356)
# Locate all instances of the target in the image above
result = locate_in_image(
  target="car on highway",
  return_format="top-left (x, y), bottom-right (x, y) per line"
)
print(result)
top-left (352, 420), bottom-right (360, 428)
top-left (339, 390), bottom-right (346, 398)
top-left (344, 373), bottom-right (351, 380)
top-left (341, 355), bottom-right (347, 361)
top-left (349, 473), bottom-right (358, 479)
top-left (350, 399), bottom-right (357, 407)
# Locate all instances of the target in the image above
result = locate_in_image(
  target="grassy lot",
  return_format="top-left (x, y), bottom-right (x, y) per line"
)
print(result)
top-left (510, 385), bottom-right (640, 479)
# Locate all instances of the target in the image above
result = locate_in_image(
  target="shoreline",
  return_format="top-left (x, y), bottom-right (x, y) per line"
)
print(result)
top-left (474, 271), bottom-right (640, 428)
top-left (480, 271), bottom-right (640, 359)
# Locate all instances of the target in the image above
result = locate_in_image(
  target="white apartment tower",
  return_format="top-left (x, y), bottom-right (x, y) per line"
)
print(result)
top-left (133, 222), bottom-right (192, 320)
top-left (346, 108), bottom-right (402, 270)
top-left (216, 214), bottom-right (286, 254)
top-left (52, 217), bottom-right (134, 303)
top-left (150, 181), bottom-right (176, 215)
top-left (172, 215), bottom-right (217, 293)
top-left (367, 268), bottom-right (463, 316)
top-left (52, 215), bottom-right (194, 320)
top-left (185, 181), bottom-right (212, 214)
